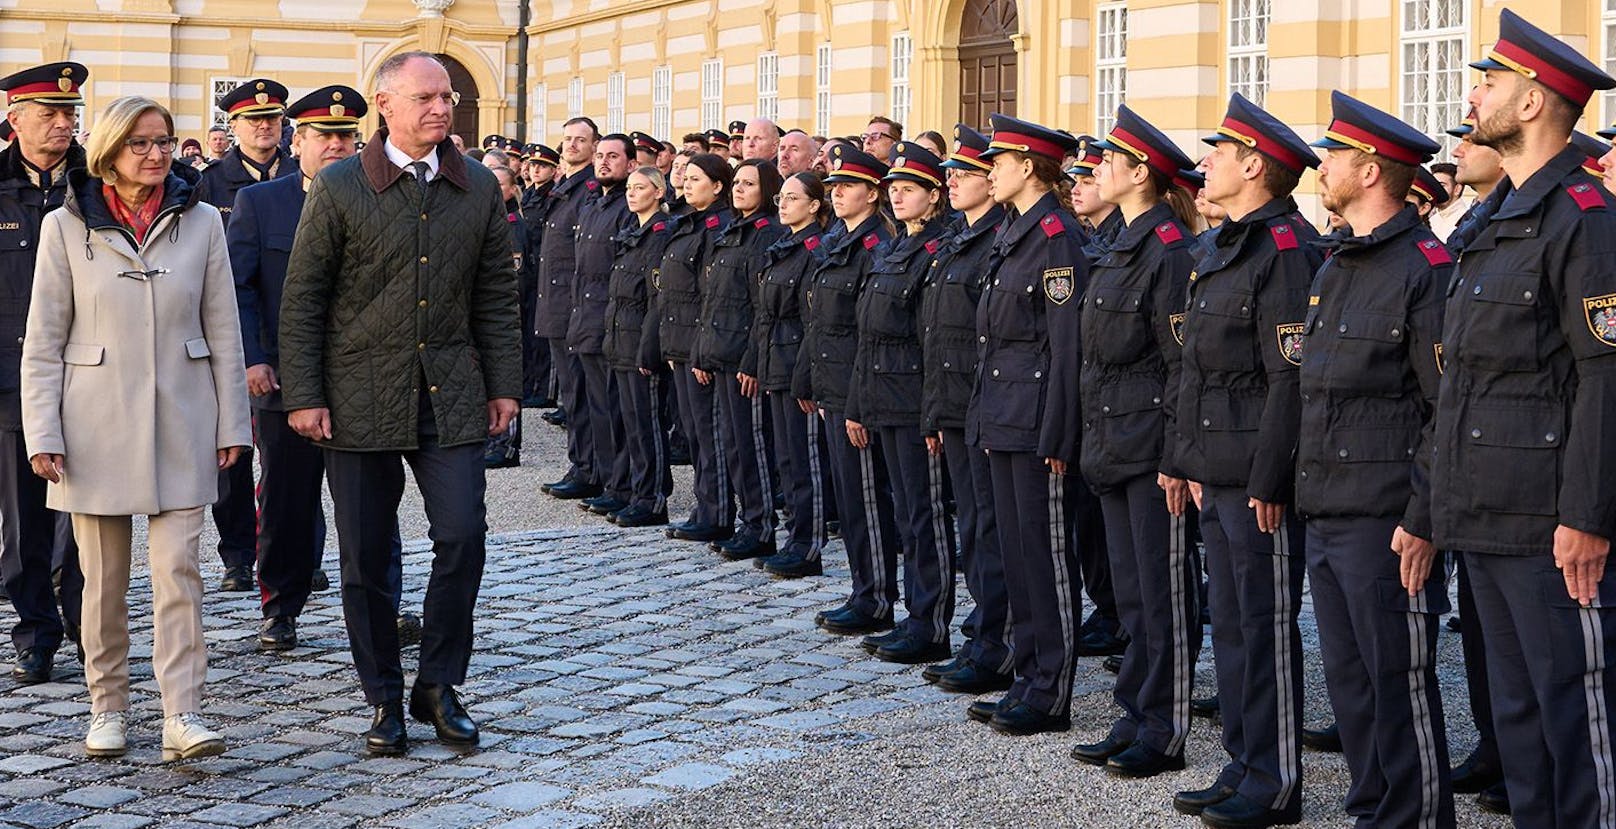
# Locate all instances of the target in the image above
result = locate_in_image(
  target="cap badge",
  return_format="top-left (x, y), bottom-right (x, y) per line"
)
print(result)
top-left (58, 77), bottom-right (71, 92)
top-left (893, 157), bottom-right (906, 168)
top-left (255, 92), bottom-right (269, 105)
top-left (832, 158), bottom-right (843, 170)
top-left (330, 104), bottom-right (346, 117)
top-left (332, 91), bottom-right (343, 101)
top-left (255, 81), bottom-right (266, 91)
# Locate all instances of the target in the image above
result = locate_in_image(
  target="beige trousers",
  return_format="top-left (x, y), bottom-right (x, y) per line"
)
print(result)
top-left (72, 508), bottom-right (207, 717)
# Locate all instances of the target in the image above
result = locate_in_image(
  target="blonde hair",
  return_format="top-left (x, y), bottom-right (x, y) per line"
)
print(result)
top-left (85, 96), bottom-right (174, 182)
top-left (631, 165), bottom-right (667, 194)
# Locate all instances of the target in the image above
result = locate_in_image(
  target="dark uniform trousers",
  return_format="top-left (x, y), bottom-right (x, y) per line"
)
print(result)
top-left (714, 375), bottom-right (775, 539)
top-left (990, 452), bottom-right (1082, 717)
top-left (324, 395), bottom-right (486, 705)
top-left (550, 339), bottom-right (590, 481)
top-left (214, 449), bottom-right (258, 569)
top-left (669, 363), bottom-right (732, 529)
top-left (822, 410), bottom-right (900, 618)
top-left (874, 425), bottom-right (955, 645)
top-left (578, 353), bottom-right (630, 500)
top-left (941, 428), bottom-right (1011, 674)
top-left (1102, 473), bottom-right (1200, 756)
top-left (1200, 485), bottom-right (1305, 812)
top-left (1076, 487), bottom-right (1118, 628)
top-left (0, 430), bottom-right (82, 652)
top-left (769, 393), bottom-right (828, 561)
top-left (521, 274), bottom-right (552, 402)
top-left (1453, 555), bottom-right (1498, 772)
top-left (1466, 551), bottom-right (1616, 829)
top-left (1307, 516), bottom-right (1453, 828)
top-left (253, 409), bottom-right (328, 619)
top-left (615, 369), bottom-right (672, 514)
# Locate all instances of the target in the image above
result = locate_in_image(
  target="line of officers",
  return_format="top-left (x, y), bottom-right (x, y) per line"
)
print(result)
top-left (515, 9), bottom-right (1616, 829)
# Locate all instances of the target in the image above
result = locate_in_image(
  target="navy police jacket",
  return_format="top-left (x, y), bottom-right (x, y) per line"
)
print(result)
top-left (921, 205), bottom-right (1004, 432)
top-left (751, 224), bottom-right (824, 393)
top-left (195, 145), bottom-right (295, 229)
top-left (1295, 206), bottom-right (1449, 536)
top-left (650, 205), bottom-right (727, 364)
top-left (694, 211), bottom-right (787, 374)
top-left (794, 213), bottom-right (893, 412)
top-left (1175, 197), bottom-right (1321, 502)
top-left (847, 215), bottom-right (949, 428)
top-left (0, 143), bottom-right (83, 430)
top-left (604, 211), bottom-right (670, 372)
top-left (1433, 147), bottom-right (1616, 556)
top-left (966, 191), bottom-right (1087, 463)
top-left (534, 168), bottom-right (596, 339)
top-left (567, 183), bottom-right (630, 355)
top-left (228, 173), bottom-right (307, 411)
top-left (1078, 202), bottom-right (1196, 491)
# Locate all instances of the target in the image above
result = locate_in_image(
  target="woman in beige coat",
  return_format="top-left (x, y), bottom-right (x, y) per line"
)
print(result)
top-left (20, 96), bottom-right (251, 761)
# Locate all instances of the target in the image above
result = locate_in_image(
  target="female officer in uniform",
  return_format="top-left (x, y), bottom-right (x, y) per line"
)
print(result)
top-left (647, 153), bottom-right (733, 543)
top-left (1066, 105), bottom-right (1203, 777)
top-left (753, 173), bottom-right (831, 579)
top-left (604, 167), bottom-right (674, 528)
top-left (919, 125), bottom-right (1014, 695)
top-left (794, 145), bottom-right (901, 635)
top-left (694, 159), bottom-right (788, 561)
top-left (846, 143), bottom-right (955, 665)
top-left (963, 114), bottom-right (1087, 736)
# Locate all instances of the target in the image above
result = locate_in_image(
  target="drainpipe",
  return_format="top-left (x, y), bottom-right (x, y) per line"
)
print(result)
top-left (515, 0), bottom-right (531, 142)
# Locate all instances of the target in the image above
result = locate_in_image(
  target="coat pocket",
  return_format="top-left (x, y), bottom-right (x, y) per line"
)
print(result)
top-left (1087, 285), bottom-right (1151, 363)
top-left (184, 337), bottom-right (211, 359)
top-left (1188, 289), bottom-right (1256, 371)
top-left (1457, 273), bottom-right (1541, 372)
top-left (63, 343), bottom-right (105, 366)
top-left (1098, 378), bottom-right (1165, 465)
top-left (1463, 403), bottom-right (1562, 516)
top-left (980, 347), bottom-right (1047, 431)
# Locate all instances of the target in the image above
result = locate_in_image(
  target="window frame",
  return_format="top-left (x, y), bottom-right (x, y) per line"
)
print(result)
top-left (1094, 2), bottom-right (1128, 137)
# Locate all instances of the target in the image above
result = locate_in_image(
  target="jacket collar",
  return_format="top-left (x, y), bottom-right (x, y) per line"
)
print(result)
top-left (958, 204), bottom-right (1005, 244)
top-left (1333, 204), bottom-right (1424, 253)
top-left (552, 166), bottom-right (595, 199)
top-left (997, 190), bottom-right (1065, 248)
top-left (1494, 145), bottom-right (1586, 220)
top-left (618, 210), bottom-right (669, 244)
top-left (1215, 195), bottom-right (1297, 248)
top-left (0, 142), bottom-right (86, 193)
top-left (360, 128), bottom-right (470, 194)
top-left (64, 162), bottom-right (202, 230)
top-left (1105, 202), bottom-right (1177, 255)
top-left (827, 213), bottom-right (886, 255)
top-left (890, 215), bottom-right (948, 256)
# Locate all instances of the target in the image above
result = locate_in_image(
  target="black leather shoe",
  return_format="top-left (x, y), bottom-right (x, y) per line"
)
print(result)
top-left (11, 647), bottom-right (52, 684)
top-left (861, 629), bottom-right (906, 654)
top-left (668, 524), bottom-right (732, 543)
top-left (1476, 781), bottom-right (1510, 815)
top-left (1076, 628), bottom-right (1128, 657)
top-left (989, 700), bottom-right (1070, 736)
top-left (484, 453), bottom-right (519, 469)
top-left (365, 701), bottom-right (407, 756)
top-left (540, 474), bottom-right (575, 495)
top-left (922, 655), bottom-right (967, 683)
top-left (668, 442), bottom-right (692, 466)
top-left (825, 520), bottom-right (841, 538)
top-left (409, 682), bottom-right (479, 746)
top-left (1301, 723), bottom-right (1342, 752)
top-left (257, 616), bottom-right (297, 651)
top-left (1106, 742), bottom-right (1186, 778)
top-left (396, 612), bottom-right (423, 647)
top-left (966, 698), bottom-right (1003, 723)
top-left (874, 635), bottom-right (951, 665)
top-left (714, 535), bottom-right (775, 562)
top-left (816, 607), bottom-right (894, 636)
top-left (762, 551), bottom-right (822, 578)
top-left (1070, 735), bottom-right (1131, 766)
top-left (935, 663), bottom-right (1014, 695)
top-left (548, 480), bottom-right (602, 500)
top-left (1199, 792), bottom-right (1300, 828)
top-left (1102, 654), bottom-right (1123, 674)
top-left (1191, 695), bottom-right (1220, 720)
top-left (1450, 749), bottom-right (1504, 793)
top-left (581, 495), bottom-right (628, 516)
top-left (219, 564), bottom-right (254, 592)
top-left (1172, 783), bottom-right (1237, 816)
top-left (310, 570), bottom-right (330, 592)
top-left (540, 408), bottom-right (567, 426)
top-left (1445, 614), bottom-right (1462, 632)
top-left (612, 506), bottom-right (669, 528)
top-left (814, 602), bottom-right (851, 625)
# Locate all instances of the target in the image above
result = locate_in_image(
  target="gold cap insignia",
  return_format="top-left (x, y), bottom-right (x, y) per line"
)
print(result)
top-left (893, 157), bottom-right (906, 168)
top-left (62, 67), bottom-right (72, 76)
top-left (58, 78), bottom-right (71, 92)
top-left (953, 127), bottom-right (960, 139)
top-left (330, 104), bottom-right (345, 117)
top-left (831, 158), bottom-right (843, 170)
top-left (255, 81), bottom-right (266, 91)
top-left (255, 92), bottom-right (269, 105)
top-left (332, 91), bottom-right (343, 101)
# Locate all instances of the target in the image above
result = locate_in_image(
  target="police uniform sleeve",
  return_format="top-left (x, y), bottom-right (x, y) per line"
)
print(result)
top-left (1036, 229), bottom-right (1089, 465)
top-left (1400, 257), bottom-right (1450, 541)
top-left (227, 188), bottom-right (268, 368)
top-left (1151, 241), bottom-right (1196, 479)
top-left (19, 213), bottom-right (72, 457)
top-left (1247, 243), bottom-right (1318, 504)
top-left (1551, 211), bottom-right (1616, 540)
top-left (790, 269), bottom-right (817, 402)
top-left (278, 174), bottom-right (344, 412)
top-left (842, 253), bottom-right (874, 423)
top-left (638, 277), bottom-right (663, 373)
top-left (470, 184), bottom-right (525, 400)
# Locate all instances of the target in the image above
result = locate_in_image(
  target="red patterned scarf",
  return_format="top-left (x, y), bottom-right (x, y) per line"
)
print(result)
top-left (103, 182), bottom-right (164, 245)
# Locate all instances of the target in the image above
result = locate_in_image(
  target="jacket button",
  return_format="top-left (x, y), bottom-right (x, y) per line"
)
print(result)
top-left (1338, 449), bottom-right (1349, 459)
top-left (429, 385), bottom-right (439, 393)
top-left (1095, 298), bottom-right (1103, 307)
top-left (1199, 301), bottom-right (1207, 309)
top-left (1471, 428), bottom-right (1482, 439)
top-left (18, 240), bottom-right (25, 248)
top-left (1300, 470), bottom-right (1308, 479)
top-left (1473, 285), bottom-right (1482, 295)
top-left (1152, 397), bottom-right (1160, 404)
top-left (1101, 405), bottom-right (1111, 414)
top-left (1545, 432), bottom-right (1557, 443)
top-left (418, 299), bottom-right (428, 308)
top-left (992, 369), bottom-right (1000, 377)
top-left (1523, 291), bottom-right (1533, 301)
top-left (874, 364), bottom-right (881, 370)
top-left (943, 362), bottom-right (951, 368)
top-left (979, 336), bottom-right (987, 343)
top-left (421, 213), bottom-right (428, 220)
top-left (1390, 328), bottom-right (1401, 338)
top-left (1339, 324), bottom-right (1347, 333)
top-left (1202, 419), bottom-right (1211, 427)
top-left (1033, 370), bottom-right (1042, 379)
top-left (417, 342), bottom-right (425, 351)
top-left (419, 256), bottom-right (428, 264)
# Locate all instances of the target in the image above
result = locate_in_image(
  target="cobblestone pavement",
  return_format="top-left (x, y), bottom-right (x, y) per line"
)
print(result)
top-left (0, 422), bottom-right (1509, 828)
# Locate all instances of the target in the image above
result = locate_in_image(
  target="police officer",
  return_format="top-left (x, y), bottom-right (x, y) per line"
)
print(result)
top-left (1300, 91), bottom-right (1455, 828)
top-left (198, 78), bottom-right (297, 592)
top-left (727, 121), bottom-right (747, 162)
top-left (536, 117), bottom-right (599, 497)
top-left (1067, 105), bottom-right (1202, 778)
top-left (1068, 136), bottom-right (1124, 261)
top-left (519, 142), bottom-right (559, 408)
top-left (230, 85), bottom-right (367, 649)
top-left (795, 145), bottom-right (902, 633)
top-left (484, 157), bottom-right (536, 468)
top-left (631, 131), bottom-right (660, 169)
top-left (962, 114), bottom-right (1086, 737)
top-left (1434, 11), bottom-right (1616, 826)
top-left (919, 125), bottom-right (1013, 693)
top-left (1170, 93), bottom-right (1320, 827)
top-left (1406, 164), bottom-right (1451, 222)
top-left (846, 142), bottom-right (956, 664)
top-left (0, 62), bottom-right (87, 683)
top-left (481, 133), bottom-right (507, 152)
top-left (566, 133), bottom-right (634, 517)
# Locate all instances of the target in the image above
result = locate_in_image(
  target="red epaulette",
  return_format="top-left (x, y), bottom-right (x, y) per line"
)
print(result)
top-left (1040, 213), bottom-right (1064, 238)
top-left (507, 212), bottom-right (518, 223)
top-left (1268, 223), bottom-right (1298, 251)
top-left (925, 239), bottom-right (941, 255)
top-left (805, 235), bottom-right (821, 251)
top-left (705, 215), bottom-right (721, 229)
top-left (754, 217), bottom-right (770, 229)
top-left (1416, 238), bottom-right (1453, 267)
top-left (653, 221), bottom-right (666, 232)
top-left (1567, 181), bottom-right (1606, 212)
top-left (586, 179), bottom-right (599, 191)
top-left (863, 233), bottom-right (879, 250)
top-left (1154, 221), bottom-right (1183, 245)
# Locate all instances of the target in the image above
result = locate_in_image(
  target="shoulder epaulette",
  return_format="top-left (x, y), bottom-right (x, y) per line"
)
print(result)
top-left (1567, 181), bottom-right (1606, 212)
top-left (705, 215), bottom-right (721, 229)
top-left (652, 221), bottom-right (666, 232)
top-left (1040, 213), bottom-right (1064, 238)
top-left (863, 233), bottom-right (879, 250)
top-left (805, 235), bottom-right (821, 251)
top-left (1268, 223), bottom-right (1299, 251)
top-left (1154, 221), bottom-right (1184, 245)
top-left (754, 217), bottom-right (770, 229)
top-left (585, 179), bottom-right (599, 191)
top-left (925, 238), bottom-right (941, 255)
top-left (1416, 237), bottom-right (1453, 267)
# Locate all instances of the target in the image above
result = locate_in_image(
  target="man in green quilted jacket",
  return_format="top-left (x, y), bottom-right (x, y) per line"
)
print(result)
top-left (278, 51), bottom-right (521, 757)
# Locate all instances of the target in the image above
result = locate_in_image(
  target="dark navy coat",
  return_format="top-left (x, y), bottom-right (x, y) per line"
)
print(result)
top-left (0, 143), bottom-right (82, 430)
top-left (604, 212), bottom-right (671, 372)
top-left (694, 211), bottom-right (787, 374)
top-left (567, 183), bottom-right (630, 355)
top-left (751, 224), bottom-right (824, 393)
top-left (534, 168), bottom-right (596, 339)
top-left (195, 145), bottom-right (295, 229)
top-left (847, 215), bottom-right (949, 427)
top-left (227, 172), bottom-right (306, 411)
top-left (793, 213), bottom-right (893, 412)
top-left (920, 206), bottom-right (1004, 432)
top-left (650, 205), bottom-right (728, 364)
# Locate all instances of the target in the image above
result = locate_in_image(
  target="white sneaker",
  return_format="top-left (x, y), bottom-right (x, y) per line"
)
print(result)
top-left (85, 711), bottom-right (127, 758)
top-left (161, 712), bottom-right (225, 762)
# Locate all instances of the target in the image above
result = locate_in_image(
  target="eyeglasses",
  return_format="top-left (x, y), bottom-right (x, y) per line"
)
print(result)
top-left (397, 91), bottom-right (462, 107)
top-left (124, 136), bottom-right (178, 156)
top-left (773, 193), bottom-right (810, 206)
top-left (862, 132), bottom-right (895, 143)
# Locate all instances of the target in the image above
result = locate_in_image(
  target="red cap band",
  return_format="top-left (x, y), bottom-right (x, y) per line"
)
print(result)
top-left (1325, 120), bottom-right (1426, 165)
top-left (1493, 39), bottom-right (1594, 104)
